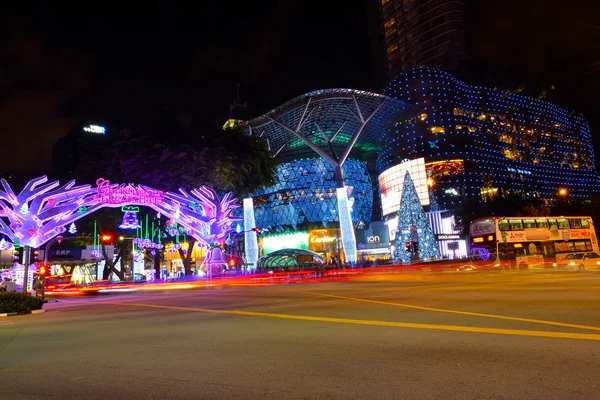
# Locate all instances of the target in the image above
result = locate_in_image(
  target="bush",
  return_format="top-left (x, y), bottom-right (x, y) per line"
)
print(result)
top-left (0, 292), bottom-right (44, 314)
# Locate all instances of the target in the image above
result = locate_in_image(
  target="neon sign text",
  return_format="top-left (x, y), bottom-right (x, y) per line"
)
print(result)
top-left (311, 236), bottom-right (336, 244)
top-left (83, 125), bottom-right (106, 134)
top-left (94, 178), bottom-right (165, 205)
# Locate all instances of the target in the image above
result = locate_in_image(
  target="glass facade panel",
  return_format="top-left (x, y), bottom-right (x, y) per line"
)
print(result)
top-left (247, 158), bottom-right (373, 231)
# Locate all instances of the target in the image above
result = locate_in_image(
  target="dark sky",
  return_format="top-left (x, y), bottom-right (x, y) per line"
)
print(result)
top-left (1, 0), bottom-right (599, 174)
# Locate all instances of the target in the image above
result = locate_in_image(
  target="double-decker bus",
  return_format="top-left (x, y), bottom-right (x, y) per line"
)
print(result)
top-left (469, 216), bottom-right (599, 269)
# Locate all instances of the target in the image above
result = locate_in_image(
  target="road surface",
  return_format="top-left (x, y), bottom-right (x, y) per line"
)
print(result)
top-left (1, 270), bottom-right (600, 399)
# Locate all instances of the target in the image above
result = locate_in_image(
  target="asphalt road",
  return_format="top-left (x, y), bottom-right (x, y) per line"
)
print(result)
top-left (2, 270), bottom-right (600, 400)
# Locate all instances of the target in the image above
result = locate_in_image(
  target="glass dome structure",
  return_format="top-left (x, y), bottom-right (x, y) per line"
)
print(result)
top-left (257, 249), bottom-right (325, 270)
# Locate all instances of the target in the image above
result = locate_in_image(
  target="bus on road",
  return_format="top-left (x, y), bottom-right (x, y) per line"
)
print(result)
top-left (469, 216), bottom-right (599, 270)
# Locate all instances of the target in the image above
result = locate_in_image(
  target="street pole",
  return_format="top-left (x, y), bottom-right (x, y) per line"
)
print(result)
top-left (22, 245), bottom-right (30, 294)
top-left (131, 239), bottom-right (135, 281)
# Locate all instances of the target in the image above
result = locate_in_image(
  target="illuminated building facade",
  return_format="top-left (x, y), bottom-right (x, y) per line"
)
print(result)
top-left (241, 89), bottom-right (414, 263)
top-left (367, 0), bottom-right (468, 89)
top-left (378, 68), bottom-right (599, 210)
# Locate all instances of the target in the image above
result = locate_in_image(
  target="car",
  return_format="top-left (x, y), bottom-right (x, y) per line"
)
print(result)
top-left (553, 252), bottom-right (600, 272)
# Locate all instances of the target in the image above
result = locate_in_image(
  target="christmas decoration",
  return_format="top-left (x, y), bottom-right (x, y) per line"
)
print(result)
top-left (0, 176), bottom-right (240, 250)
top-left (393, 171), bottom-right (440, 263)
top-left (0, 238), bottom-right (12, 251)
top-left (119, 206), bottom-right (141, 229)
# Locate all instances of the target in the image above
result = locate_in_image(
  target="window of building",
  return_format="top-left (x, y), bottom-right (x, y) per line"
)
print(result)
top-left (430, 127), bottom-right (445, 134)
top-left (383, 17), bottom-right (396, 31)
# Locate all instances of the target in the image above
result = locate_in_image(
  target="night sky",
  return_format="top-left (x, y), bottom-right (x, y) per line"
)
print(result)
top-left (1, 0), bottom-right (598, 175)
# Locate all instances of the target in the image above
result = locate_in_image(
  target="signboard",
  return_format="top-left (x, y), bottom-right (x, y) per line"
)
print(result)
top-left (83, 125), bottom-right (106, 134)
top-left (48, 249), bottom-right (82, 260)
top-left (435, 234), bottom-right (461, 241)
top-left (447, 242), bottom-right (459, 250)
top-left (94, 178), bottom-right (165, 205)
top-left (378, 157), bottom-right (429, 216)
top-left (367, 236), bottom-right (380, 244)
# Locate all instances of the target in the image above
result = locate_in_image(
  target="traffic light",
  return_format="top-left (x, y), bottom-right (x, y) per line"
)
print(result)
top-left (12, 249), bottom-right (20, 262)
top-left (30, 249), bottom-right (40, 264)
top-left (252, 227), bottom-right (261, 233)
top-left (100, 232), bottom-right (115, 245)
top-left (38, 264), bottom-right (49, 277)
top-left (405, 242), bottom-right (411, 252)
top-left (412, 241), bottom-right (419, 253)
top-left (228, 257), bottom-right (235, 267)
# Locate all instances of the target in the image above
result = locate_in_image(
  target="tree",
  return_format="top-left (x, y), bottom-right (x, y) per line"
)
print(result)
top-left (76, 125), bottom-right (276, 276)
top-left (393, 172), bottom-right (440, 263)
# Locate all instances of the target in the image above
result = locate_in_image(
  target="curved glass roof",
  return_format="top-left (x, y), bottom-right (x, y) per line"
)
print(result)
top-left (241, 89), bottom-right (416, 157)
top-left (258, 248), bottom-right (325, 269)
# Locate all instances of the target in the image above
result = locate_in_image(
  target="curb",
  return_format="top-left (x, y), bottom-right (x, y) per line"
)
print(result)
top-left (0, 309), bottom-right (46, 318)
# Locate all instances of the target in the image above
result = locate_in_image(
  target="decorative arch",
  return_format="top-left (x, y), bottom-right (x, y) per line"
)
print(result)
top-left (0, 176), bottom-right (241, 250)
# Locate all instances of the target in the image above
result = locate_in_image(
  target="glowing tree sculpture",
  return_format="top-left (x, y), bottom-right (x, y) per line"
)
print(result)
top-left (0, 176), bottom-right (241, 252)
top-left (393, 172), bottom-right (440, 263)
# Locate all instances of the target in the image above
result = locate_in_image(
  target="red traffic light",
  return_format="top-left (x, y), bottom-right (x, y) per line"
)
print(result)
top-left (405, 242), bottom-right (411, 252)
top-left (252, 227), bottom-right (261, 233)
top-left (101, 233), bottom-right (115, 244)
top-left (38, 264), bottom-right (49, 277)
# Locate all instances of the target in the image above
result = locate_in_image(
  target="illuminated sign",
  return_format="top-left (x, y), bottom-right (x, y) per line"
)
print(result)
top-left (262, 232), bottom-right (309, 254)
top-left (83, 125), bottom-right (106, 134)
top-left (94, 178), bottom-right (165, 205)
top-left (311, 236), bottom-right (336, 244)
top-left (435, 234), bottom-right (461, 240)
top-left (367, 236), bottom-right (380, 243)
top-left (378, 157), bottom-right (429, 216)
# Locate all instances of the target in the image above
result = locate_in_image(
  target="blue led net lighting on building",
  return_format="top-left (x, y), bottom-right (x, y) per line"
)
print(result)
top-left (378, 67), bottom-right (600, 210)
top-left (249, 158), bottom-right (373, 231)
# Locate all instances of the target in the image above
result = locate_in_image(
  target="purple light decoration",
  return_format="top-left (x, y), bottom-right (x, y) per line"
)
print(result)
top-left (471, 247), bottom-right (491, 261)
top-left (119, 206), bottom-right (141, 229)
top-left (0, 176), bottom-right (241, 250)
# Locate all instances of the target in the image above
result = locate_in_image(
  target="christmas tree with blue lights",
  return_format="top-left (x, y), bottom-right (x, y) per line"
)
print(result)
top-left (394, 171), bottom-right (440, 263)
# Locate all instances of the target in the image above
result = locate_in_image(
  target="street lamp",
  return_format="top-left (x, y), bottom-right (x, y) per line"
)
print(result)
top-left (558, 188), bottom-right (567, 196)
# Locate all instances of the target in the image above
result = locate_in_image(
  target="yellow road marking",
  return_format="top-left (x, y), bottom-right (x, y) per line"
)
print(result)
top-left (296, 290), bottom-right (600, 332)
top-left (71, 376), bottom-right (85, 381)
top-left (103, 301), bottom-right (600, 341)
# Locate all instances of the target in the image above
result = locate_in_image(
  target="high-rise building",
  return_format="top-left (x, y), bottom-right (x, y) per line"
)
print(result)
top-left (367, 0), bottom-right (468, 89)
